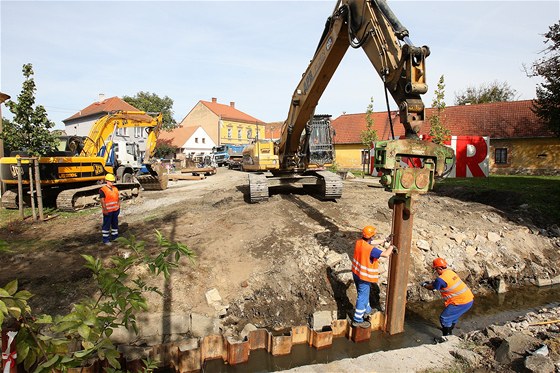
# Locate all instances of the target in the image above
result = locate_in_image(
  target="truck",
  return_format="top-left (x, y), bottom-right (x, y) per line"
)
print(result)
top-left (211, 144), bottom-right (245, 168)
top-left (0, 111), bottom-right (167, 211)
top-left (244, 0), bottom-right (452, 203)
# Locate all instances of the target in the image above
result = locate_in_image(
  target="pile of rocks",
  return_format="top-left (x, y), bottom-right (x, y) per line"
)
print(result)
top-left (459, 306), bottom-right (560, 372)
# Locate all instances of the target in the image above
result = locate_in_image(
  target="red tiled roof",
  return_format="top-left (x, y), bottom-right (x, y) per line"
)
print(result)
top-left (63, 96), bottom-right (143, 122)
top-left (331, 100), bottom-right (554, 144)
top-left (158, 126), bottom-right (200, 148)
top-left (265, 121), bottom-right (283, 139)
top-left (201, 99), bottom-right (265, 124)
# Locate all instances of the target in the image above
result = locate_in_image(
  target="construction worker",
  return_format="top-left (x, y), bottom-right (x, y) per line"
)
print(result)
top-left (351, 225), bottom-right (395, 328)
top-left (100, 173), bottom-right (120, 246)
top-left (421, 257), bottom-right (474, 343)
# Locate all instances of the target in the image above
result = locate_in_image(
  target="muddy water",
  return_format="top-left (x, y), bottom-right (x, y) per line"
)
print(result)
top-left (204, 284), bottom-right (560, 372)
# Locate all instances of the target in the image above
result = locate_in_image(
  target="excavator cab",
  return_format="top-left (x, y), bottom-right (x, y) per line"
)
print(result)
top-left (306, 115), bottom-right (335, 168)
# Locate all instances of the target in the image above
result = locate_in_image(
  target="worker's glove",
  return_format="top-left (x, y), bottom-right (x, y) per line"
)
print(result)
top-left (385, 234), bottom-right (393, 243)
top-left (420, 281), bottom-right (430, 288)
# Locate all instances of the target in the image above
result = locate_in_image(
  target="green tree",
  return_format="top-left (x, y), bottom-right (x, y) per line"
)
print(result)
top-left (122, 91), bottom-right (177, 130)
top-left (360, 97), bottom-right (378, 148)
top-left (530, 22), bottom-right (560, 136)
top-left (1, 64), bottom-right (58, 156)
top-left (154, 139), bottom-right (178, 159)
top-left (429, 75), bottom-right (451, 144)
top-left (454, 81), bottom-right (518, 105)
top-left (359, 97), bottom-right (378, 176)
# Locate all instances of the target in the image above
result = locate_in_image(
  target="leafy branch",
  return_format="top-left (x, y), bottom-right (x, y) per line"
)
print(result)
top-left (0, 230), bottom-right (195, 372)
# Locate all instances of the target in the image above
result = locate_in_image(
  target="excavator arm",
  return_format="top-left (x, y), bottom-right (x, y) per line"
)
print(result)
top-left (81, 111), bottom-right (163, 160)
top-left (279, 0), bottom-right (429, 170)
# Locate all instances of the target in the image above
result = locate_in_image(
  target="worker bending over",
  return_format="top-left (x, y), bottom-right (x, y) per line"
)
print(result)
top-left (351, 225), bottom-right (395, 328)
top-left (421, 257), bottom-right (474, 343)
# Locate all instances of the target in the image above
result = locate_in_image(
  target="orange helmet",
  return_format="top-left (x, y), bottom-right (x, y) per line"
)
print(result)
top-left (362, 225), bottom-right (377, 239)
top-left (432, 257), bottom-right (448, 269)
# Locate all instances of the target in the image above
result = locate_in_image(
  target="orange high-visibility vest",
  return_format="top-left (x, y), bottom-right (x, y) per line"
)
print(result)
top-left (100, 185), bottom-right (120, 213)
top-left (351, 239), bottom-right (380, 283)
top-left (438, 269), bottom-right (474, 306)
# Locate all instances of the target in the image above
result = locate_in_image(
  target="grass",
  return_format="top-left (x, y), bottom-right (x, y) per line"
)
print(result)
top-left (434, 175), bottom-right (560, 227)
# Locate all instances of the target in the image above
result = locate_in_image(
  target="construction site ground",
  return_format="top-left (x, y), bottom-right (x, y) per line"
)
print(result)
top-left (1, 168), bottom-right (559, 371)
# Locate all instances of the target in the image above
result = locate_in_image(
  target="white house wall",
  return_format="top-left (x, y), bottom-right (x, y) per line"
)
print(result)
top-left (181, 127), bottom-right (216, 155)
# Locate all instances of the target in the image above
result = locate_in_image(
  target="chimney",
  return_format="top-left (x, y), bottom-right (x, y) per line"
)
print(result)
top-left (211, 97), bottom-right (217, 103)
top-left (98, 93), bottom-right (105, 103)
top-left (230, 102), bottom-right (235, 108)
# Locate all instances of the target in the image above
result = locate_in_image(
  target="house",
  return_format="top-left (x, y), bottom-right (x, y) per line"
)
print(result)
top-left (62, 94), bottom-right (153, 155)
top-left (158, 125), bottom-right (216, 160)
top-left (330, 100), bottom-right (560, 175)
top-left (177, 98), bottom-right (266, 146)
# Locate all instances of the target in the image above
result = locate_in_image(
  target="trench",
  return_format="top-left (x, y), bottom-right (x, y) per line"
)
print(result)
top-left (202, 284), bottom-right (560, 372)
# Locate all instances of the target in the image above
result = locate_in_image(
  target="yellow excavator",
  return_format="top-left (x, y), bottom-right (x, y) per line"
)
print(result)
top-left (244, 0), bottom-right (438, 202)
top-left (0, 111), bottom-right (167, 211)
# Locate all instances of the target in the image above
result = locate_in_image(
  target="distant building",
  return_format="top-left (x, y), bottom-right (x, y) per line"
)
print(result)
top-left (158, 126), bottom-right (216, 160)
top-left (62, 94), bottom-right (153, 156)
top-left (330, 100), bottom-right (559, 176)
top-left (176, 97), bottom-right (266, 147)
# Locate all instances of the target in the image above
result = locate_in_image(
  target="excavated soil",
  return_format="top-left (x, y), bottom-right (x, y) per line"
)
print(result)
top-left (1, 168), bottom-right (559, 337)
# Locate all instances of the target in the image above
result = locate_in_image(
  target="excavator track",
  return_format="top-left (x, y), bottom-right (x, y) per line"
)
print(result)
top-left (56, 182), bottom-right (141, 212)
top-left (248, 173), bottom-right (269, 203)
top-left (137, 174), bottom-right (169, 191)
top-left (314, 170), bottom-right (343, 200)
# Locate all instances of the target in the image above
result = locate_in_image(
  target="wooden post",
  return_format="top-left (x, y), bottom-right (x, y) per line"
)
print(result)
top-left (33, 158), bottom-right (44, 221)
top-left (16, 158), bottom-right (23, 220)
top-left (384, 194), bottom-right (414, 335)
top-left (28, 161), bottom-right (37, 221)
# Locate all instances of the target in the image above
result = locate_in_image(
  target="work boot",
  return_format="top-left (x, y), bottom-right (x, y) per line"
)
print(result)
top-left (433, 335), bottom-right (448, 344)
top-left (352, 320), bottom-right (371, 329)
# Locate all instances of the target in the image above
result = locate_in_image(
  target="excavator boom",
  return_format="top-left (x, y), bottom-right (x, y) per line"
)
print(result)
top-left (279, 0), bottom-right (429, 169)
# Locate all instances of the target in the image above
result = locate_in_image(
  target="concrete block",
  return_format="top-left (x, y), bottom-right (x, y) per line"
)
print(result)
top-left (536, 278), bottom-right (553, 287)
top-left (311, 310), bottom-right (333, 330)
top-left (191, 313), bottom-right (219, 337)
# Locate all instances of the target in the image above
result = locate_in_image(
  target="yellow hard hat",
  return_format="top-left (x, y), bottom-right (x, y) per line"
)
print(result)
top-left (362, 225), bottom-right (377, 239)
top-left (105, 173), bottom-right (116, 182)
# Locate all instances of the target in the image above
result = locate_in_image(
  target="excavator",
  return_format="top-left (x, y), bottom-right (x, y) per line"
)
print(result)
top-left (0, 111), bottom-right (167, 211)
top-left (245, 0), bottom-right (453, 203)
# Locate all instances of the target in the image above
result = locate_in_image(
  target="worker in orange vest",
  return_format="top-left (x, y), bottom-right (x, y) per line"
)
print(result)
top-left (351, 225), bottom-right (395, 328)
top-left (421, 257), bottom-right (474, 343)
top-left (99, 173), bottom-right (120, 246)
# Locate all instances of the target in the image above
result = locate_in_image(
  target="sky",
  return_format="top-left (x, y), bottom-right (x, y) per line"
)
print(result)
top-left (1, 1), bottom-right (558, 130)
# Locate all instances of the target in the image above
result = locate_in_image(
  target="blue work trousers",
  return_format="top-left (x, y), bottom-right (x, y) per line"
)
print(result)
top-left (440, 301), bottom-right (474, 328)
top-left (102, 210), bottom-right (120, 243)
top-left (353, 274), bottom-right (373, 323)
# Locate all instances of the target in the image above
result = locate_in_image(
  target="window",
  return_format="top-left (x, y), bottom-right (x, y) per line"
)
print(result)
top-left (134, 127), bottom-right (142, 138)
top-left (495, 148), bottom-right (508, 164)
top-left (116, 127), bottom-right (128, 136)
top-left (202, 138), bottom-right (206, 144)
top-left (237, 129), bottom-right (242, 139)
top-left (227, 128), bottom-right (232, 139)
top-left (247, 129), bottom-right (252, 139)
top-left (361, 149), bottom-right (370, 165)
top-left (195, 137), bottom-right (199, 143)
